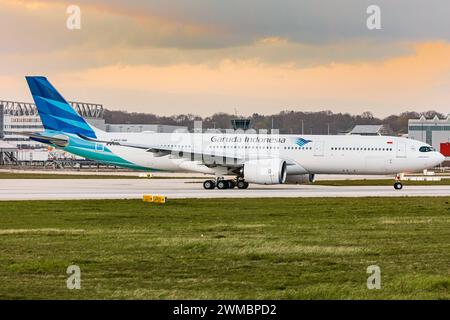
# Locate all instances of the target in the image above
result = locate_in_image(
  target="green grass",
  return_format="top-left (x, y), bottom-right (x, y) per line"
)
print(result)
top-left (0, 198), bottom-right (449, 299)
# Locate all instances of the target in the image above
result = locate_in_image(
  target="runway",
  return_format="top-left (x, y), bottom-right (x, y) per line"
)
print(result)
top-left (0, 179), bottom-right (449, 200)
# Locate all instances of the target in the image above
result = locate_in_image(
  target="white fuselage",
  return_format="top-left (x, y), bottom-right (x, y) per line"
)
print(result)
top-left (90, 131), bottom-right (444, 176)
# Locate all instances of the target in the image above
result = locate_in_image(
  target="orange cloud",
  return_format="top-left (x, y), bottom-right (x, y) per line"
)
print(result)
top-left (2, 0), bottom-right (52, 10)
top-left (1, 0), bottom-right (223, 46)
top-left (55, 41), bottom-right (450, 117)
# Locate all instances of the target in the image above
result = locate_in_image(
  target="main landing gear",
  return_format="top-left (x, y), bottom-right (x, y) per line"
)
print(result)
top-left (203, 178), bottom-right (249, 190)
top-left (394, 174), bottom-right (403, 190)
top-left (203, 180), bottom-right (215, 190)
top-left (236, 180), bottom-right (249, 189)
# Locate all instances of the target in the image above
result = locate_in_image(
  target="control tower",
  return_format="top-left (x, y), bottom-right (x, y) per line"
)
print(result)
top-left (230, 118), bottom-right (251, 131)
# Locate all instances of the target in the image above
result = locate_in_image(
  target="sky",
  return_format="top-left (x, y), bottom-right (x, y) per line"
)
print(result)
top-left (1, 0), bottom-right (450, 117)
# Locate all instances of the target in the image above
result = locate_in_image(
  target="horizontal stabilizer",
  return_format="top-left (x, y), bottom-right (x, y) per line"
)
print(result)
top-left (18, 131), bottom-right (69, 147)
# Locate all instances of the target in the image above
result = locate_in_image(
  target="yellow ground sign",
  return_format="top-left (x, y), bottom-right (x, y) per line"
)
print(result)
top-left (143, 195), bottom-right (167, 204)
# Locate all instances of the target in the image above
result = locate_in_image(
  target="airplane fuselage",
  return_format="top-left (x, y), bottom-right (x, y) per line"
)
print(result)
top-left (53, 131), bottom-right (444, 176)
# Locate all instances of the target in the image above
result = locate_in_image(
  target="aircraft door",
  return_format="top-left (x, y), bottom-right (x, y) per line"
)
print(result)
top-left (95, 143), bottom-right (105, 153)
top-left (396, 141), bottom-right (406, 158)
top-left (314, 141), bottom-right (325, 157)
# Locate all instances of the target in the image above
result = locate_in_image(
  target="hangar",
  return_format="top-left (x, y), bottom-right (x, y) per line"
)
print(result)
top-left (408, 115), bottom-right (450, 161)
top-left (0, 100), bottom-right (186, 166)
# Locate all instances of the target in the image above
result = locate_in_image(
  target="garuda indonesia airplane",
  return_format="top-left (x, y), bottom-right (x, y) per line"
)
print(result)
top-left (24, 76), bottom-right (444, 190)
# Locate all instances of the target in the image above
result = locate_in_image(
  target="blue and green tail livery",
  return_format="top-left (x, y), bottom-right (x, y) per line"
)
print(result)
top-left (25, 76), bottom-right (96, 138)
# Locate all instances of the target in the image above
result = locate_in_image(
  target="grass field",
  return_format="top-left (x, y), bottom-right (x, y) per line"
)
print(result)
top-left (0, 198), bottom-right (449, 299)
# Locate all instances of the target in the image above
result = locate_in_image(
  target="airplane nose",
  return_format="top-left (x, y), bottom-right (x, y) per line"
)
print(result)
top-left (435, 152), bottom-right (445, 165)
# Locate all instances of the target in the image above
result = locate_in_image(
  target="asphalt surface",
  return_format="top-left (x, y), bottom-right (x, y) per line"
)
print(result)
top-left (0, 179), bottom-right (449, 200)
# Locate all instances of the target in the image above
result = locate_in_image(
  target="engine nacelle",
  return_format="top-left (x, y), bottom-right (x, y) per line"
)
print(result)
top-left (243, 159), bottom-right (287, 185)
top-left (285, 174), bottom-right (315, 185)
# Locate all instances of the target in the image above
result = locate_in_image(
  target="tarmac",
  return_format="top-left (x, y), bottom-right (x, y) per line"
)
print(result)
top-left (0, 178), bottom-right (449, 200)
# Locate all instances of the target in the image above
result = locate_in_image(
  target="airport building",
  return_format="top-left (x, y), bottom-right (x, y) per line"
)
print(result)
top-left (0, 100), bottom-right (105, 149)
top-left (105, 124), bottom-right (186, 133)
top-left (348, 124), bottom-right (394, 136)
top-left (0, 99), bottom-right (186, 165)
top-left (408, 115), bottom-right (450, 160)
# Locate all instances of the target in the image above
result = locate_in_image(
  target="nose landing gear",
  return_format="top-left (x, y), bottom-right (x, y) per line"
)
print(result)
top-left (394, 174), bottom-right (403, 190)
top-left (394, 182), bottom-right (403, 190)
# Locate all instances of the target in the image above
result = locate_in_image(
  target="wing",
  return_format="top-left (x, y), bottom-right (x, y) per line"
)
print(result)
top-left (77, 134), bottom-right (244, 167)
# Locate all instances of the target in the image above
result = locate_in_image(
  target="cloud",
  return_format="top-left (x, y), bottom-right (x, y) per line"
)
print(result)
top-left (42, 42), bottom-right (449, 117)
top-left (1, 0), bottom-right (448, 68)
top-left (0, 0), bottom-right (231, 54)
top-left (0, 37), bottom-right (415, 78)
top-left (4, 0), bottom-right (450, 53)
top-left (1, 1), bottom-right (450, 116)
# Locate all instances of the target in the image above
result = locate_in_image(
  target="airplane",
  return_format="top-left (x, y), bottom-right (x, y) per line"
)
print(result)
top-left (23, 76), bottom-right (445, 190)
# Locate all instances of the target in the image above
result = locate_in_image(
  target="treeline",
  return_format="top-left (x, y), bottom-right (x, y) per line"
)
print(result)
top-left (103, 109), bottom-right (447, 135)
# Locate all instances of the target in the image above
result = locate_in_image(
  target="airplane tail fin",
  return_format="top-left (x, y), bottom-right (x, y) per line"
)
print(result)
top-left (25, 76), bottom-right (97, 138)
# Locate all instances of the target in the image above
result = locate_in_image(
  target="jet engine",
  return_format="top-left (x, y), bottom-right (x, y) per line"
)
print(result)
top-left (243, 159), bottom-right (287, 184)
top-left (285, 174), bottom-right (315, 184)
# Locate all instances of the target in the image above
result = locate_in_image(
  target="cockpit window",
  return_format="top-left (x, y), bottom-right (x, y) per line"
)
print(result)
top-left (419, 146), bottom-right (434, 152)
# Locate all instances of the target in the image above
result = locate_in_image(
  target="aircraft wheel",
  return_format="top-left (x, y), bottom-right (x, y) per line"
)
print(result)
top-left (217, 180), bottom-right (228, 190)
top-left (227, 180), bottom-right (236, 189)
top-left (237, 180), bottom-right (249, 189)
top-left (203, 180), bottom-right (216, 190)
top-left (394, 182), bottom-right (403, 190)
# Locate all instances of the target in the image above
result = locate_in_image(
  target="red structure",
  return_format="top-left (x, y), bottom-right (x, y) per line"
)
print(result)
top-left (440, 143), bottom-right (450, 157)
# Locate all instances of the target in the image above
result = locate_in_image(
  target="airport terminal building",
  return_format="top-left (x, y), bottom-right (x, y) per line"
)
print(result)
top-left (0, 100), bottom-right (105, 164)
top-left (0, 100), bottom-right (104, 149)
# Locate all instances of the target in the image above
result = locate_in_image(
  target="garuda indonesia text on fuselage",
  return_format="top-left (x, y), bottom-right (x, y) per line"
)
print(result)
top-left (24, 76), bottom-right (445, 190)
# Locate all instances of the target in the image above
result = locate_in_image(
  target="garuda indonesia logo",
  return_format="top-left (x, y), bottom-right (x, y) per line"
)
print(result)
top-left (295, 138), bottom-right (312, 147)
